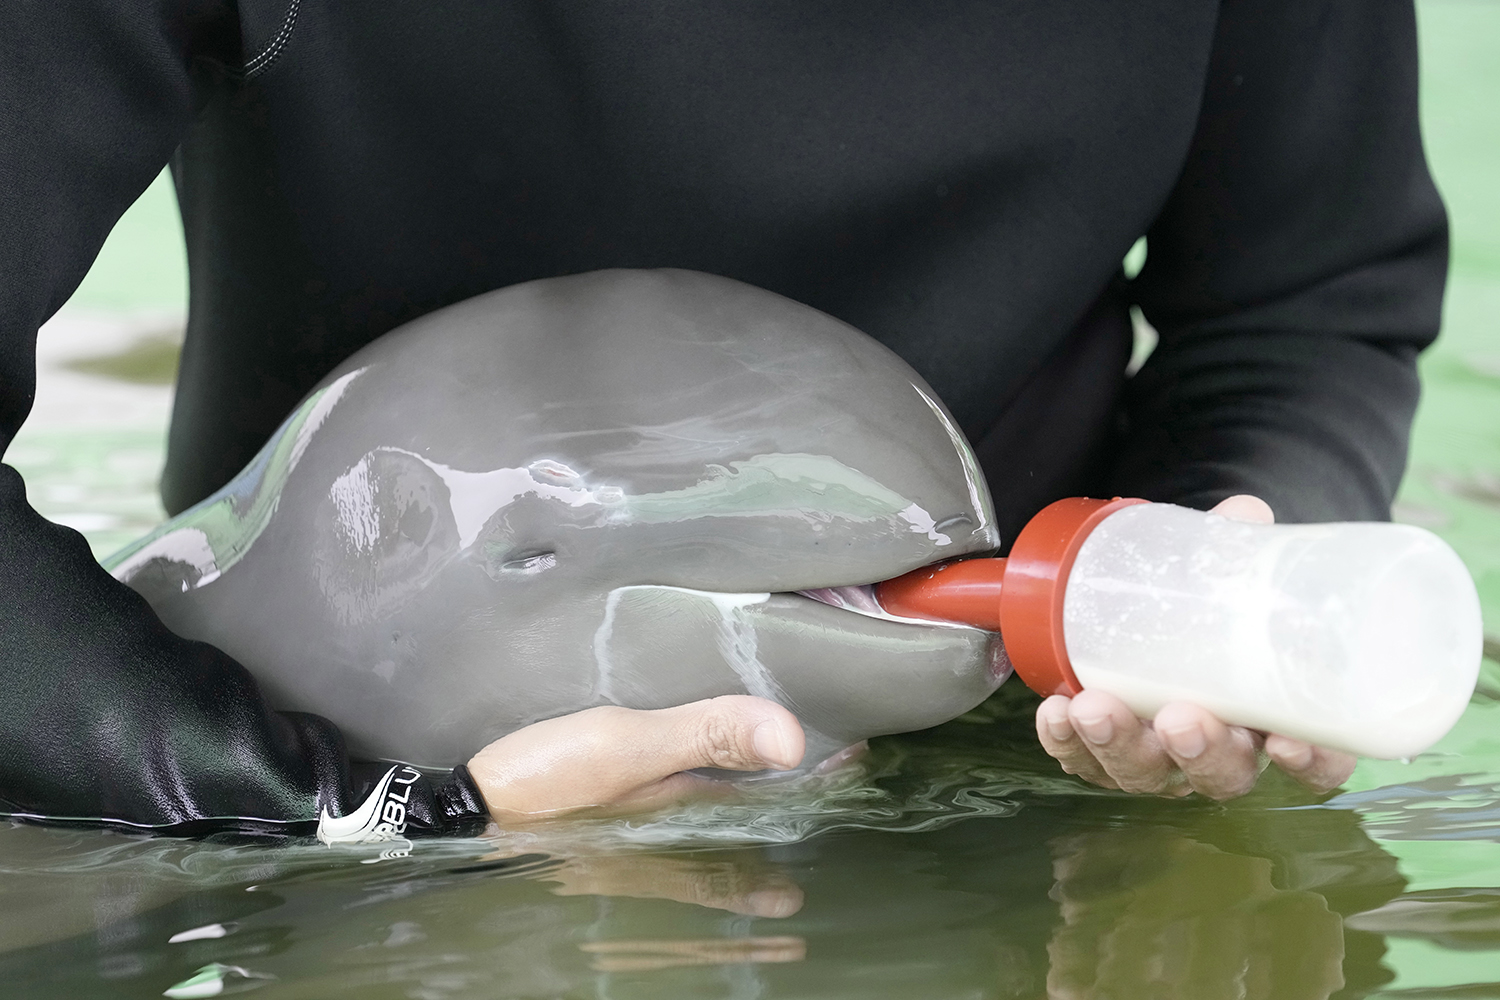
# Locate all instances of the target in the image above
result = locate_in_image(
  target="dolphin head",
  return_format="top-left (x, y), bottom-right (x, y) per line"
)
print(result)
top-left (109, 270), bottom-right (1008, 769)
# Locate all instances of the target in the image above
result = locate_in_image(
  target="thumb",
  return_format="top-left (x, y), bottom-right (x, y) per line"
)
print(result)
top-left (648, 695), bottom-right (806, 774)
top-left (1211, 494), bottom-right (1275, 524)
top-left (467, 697), bottom-right (805, 821)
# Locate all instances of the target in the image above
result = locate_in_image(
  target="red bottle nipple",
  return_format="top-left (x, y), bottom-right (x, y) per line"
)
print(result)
top-left (874, 496), bottom-right (1147, 697)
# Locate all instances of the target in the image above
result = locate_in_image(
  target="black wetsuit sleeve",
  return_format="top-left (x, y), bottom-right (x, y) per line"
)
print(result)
top-left (1112, 0), bottom-right (1449, 521)
top-left (0, 2), bottom-right (486, 836)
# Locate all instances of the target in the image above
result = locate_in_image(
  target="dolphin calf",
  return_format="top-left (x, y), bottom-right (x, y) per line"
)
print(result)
top-left (107, 270), bottom-right (1008, 770)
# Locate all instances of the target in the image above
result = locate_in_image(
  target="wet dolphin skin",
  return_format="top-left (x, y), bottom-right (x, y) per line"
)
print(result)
top-left (108, 270), bottom-right (1009, 769)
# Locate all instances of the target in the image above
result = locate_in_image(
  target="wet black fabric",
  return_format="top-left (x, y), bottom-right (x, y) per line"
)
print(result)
top-left (0, 0), bottom-right (1447, 830)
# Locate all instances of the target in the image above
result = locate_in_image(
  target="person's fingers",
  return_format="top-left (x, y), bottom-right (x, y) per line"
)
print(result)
top-left (598, 697), bottom-right (808, 812)
top-left (1152, 702), bottom-right (1263, 801)
top-left (641, 695), bottom-right (805, 774)
top-left (1210, 493), bottom-right (1275, 524)
top-left (1264, 734), bottom-right (1357, 794)
top-left (1036, 695), bottom-right (1118, 790)
top-left (467, 696), bottom-right (805, 821)
top-left (1065, 690), bottom-right (1185, 795)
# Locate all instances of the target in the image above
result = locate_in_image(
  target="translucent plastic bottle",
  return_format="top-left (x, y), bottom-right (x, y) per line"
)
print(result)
top-left (877, 499), bottom-right (1482, 759)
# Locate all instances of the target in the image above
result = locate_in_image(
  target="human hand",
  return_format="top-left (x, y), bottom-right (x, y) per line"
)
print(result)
top-left (466, 695), bottom-right (806, 822)
top-left (1034, 494), bottom-right (1357, 800)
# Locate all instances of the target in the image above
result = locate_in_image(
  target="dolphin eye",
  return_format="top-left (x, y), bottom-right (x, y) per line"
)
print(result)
top-left (500, 550), bottom-right (558, 575)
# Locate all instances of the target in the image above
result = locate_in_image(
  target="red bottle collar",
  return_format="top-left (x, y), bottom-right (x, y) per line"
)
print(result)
top-left (999, 496), bottom-right (1147, 697)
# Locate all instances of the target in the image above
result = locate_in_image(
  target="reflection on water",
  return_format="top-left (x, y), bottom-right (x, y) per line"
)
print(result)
top-left (1349, 888), bottom-right (1500, 950)
top-left (1045, 829), bottom-right (1348, 1000)
top-left (1328, 776), bottom-right (1500, 844)
top-left (0, 755), bottom-right (1416, 1000)
top-left (0, 689), bottom-right (1467, 1000)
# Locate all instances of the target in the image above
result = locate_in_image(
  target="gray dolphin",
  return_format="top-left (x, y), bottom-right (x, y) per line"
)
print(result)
top-left (106, 270), bottom-right (1008, 770)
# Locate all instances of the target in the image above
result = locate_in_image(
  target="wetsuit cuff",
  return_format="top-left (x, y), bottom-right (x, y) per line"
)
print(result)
top-left (433, 765), bottom-right (490, 834)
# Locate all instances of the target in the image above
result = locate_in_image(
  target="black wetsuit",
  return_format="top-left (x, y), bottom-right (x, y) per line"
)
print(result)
top-left (0, 1), bottom-right (1447, 834)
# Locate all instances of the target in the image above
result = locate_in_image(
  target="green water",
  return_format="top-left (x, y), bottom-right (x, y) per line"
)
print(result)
top-left (6, 3), bottom-right (1500, 996)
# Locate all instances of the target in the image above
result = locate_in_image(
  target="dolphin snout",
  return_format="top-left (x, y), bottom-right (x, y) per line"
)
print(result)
top-left (593, 584), bottom-right (1009, 768)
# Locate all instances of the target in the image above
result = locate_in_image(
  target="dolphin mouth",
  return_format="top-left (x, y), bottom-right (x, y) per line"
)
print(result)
top-left (793, 583), bottom-right (979, 629)
top-left (595, 579), bottom-right (1009, 772)
top-left (795, 585), bottom-right (887, 618)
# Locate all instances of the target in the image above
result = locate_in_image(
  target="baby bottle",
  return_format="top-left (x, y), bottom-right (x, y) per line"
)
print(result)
top-left (876, 498), bottom-right (1482, 759)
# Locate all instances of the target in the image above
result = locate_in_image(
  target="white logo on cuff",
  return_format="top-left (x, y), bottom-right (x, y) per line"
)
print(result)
top-left (317, 765), bottom-right (422, 847)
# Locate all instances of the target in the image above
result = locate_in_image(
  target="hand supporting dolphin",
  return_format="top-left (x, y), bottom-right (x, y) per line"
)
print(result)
top-left (106, 269), bottom-right (1009, 773)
